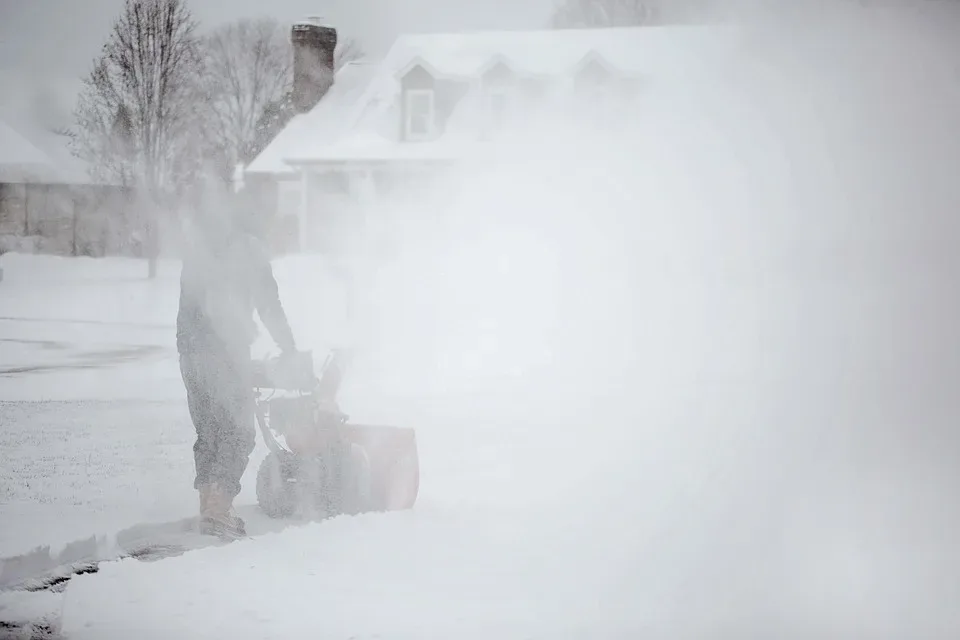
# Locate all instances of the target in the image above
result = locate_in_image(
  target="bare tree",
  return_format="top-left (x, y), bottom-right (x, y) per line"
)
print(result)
top-left (72, 0), bottom-right (201, 278)
top-left (201, 17), bottom-right (291, 180)
top-left (334, 37), bottom-right (365, 70)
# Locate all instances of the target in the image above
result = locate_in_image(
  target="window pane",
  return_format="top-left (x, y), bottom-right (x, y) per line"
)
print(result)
top-left (410, 93), bottom-right (431, 111)
top-left (407, 92), bottom-right (432, 136)
top-left (486, 91), bottom-right (509, 132)
top-left (490, 93), bottom-right (507, 118)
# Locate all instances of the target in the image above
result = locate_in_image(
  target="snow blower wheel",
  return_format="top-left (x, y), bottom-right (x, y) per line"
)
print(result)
top-left (303, 439), bottom-right (369, 518)
top-left (256, 450), bottom-right (299, 519)
top-left (311, 439), bottom-right (373, 517)
top-left (251, 350), bottom-right (420, 519)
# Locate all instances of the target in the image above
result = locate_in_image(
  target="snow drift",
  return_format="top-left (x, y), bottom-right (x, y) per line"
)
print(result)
top-left (54, 3), bottom-right (960, 638)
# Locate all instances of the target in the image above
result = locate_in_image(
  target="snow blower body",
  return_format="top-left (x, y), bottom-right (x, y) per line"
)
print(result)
top-left (251, 350), bottom-right (419, 520)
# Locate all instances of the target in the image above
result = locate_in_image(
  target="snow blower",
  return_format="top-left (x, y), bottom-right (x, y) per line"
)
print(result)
top-left (251, 349), bottom-right (419, 520)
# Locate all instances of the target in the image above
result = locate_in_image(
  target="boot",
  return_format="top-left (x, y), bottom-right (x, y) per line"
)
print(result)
top-left (198, 483), bottom-right (216, 533)
top-left (199, 483), bottom-right (246, 540)
top-left (198, 484), bottom-right (214, 518)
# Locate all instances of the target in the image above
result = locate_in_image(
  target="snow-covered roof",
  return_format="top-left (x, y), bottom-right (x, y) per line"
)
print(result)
top-left (0, 71), bottom-right (100, 185)
top-left (0, 120), bottom-right (50, 166)
top-left (267, 25), bottom-right (743, 168)
top-left (21, 126), bottom-right (96, 185)
top-left (378, 25), bottom-right (741, 80)
top-left (0, 121), bottom-right (101, 185)
top-left (246, 61), bottom-right (381, 175)
top-left (0, 120), bottom-right (67, 183)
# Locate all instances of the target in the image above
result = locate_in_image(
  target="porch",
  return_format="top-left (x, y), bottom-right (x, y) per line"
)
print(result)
top-left (281, 154), bottom-right (458, 255)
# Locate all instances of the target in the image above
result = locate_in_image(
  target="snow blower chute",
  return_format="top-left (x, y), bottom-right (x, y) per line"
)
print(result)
top-left (251, 350), bottom-right (419, 520)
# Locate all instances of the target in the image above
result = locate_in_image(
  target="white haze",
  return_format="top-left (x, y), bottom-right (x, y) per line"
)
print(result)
top-left (4, 0), bottom-right (959, 636)
top-left (286, 2), bottom-right (960, 635)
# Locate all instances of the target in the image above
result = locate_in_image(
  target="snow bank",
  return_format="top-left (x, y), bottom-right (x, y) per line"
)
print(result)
top-left (1, 235), bottom-right (41, 255)
top-left (0, 589), bottom-right (61, 632)
top-left (64, 509), bottom-right (632, 639)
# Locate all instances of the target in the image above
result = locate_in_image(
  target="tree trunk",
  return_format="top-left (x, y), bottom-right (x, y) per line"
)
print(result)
top-left (72, 197), bottom-right (79, 257)
top-left (145, 215), bottom-right (159, 279)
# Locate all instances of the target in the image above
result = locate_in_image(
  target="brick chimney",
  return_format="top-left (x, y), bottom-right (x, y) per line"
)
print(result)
top-left (291, 17), bottom-right (338, 114)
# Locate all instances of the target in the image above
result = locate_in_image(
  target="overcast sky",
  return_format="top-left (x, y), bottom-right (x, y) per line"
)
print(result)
top-left (0, 0), bottom-right (556, 79)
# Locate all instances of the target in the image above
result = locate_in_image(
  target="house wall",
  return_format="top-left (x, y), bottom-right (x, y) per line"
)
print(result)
top-left (302, 169), bottom-right (354, 254)
top-left (0, 182), bottom-right (142, 257)
top-left (239, 174), bottom-right (299, 255)
top-left (290, 161), bottom-right (456, 259)
top-left (264, 52), bottom-right (647, 257)
top-left (239, 172), bottom-right (323, 256)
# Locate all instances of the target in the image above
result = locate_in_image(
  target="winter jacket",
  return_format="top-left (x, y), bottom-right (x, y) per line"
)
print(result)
top-left (176, 223), bottom-right (296, 365)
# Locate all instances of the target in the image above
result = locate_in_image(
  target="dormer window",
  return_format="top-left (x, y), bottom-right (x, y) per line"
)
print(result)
top-left (479, 61), bottom-right (516, 139)
top-left (573, 55), bottom-right (625, 126)
top-left (590, 83), bottom-right (615, 116)
top-left (404, 88), bottom-right (435, 141)
top-left (482, 87), bottom-right (511, 138)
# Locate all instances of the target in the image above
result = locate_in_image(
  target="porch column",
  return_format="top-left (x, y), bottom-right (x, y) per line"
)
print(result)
top-left (360, 167), bottom-right (378, 239)
top-left (344, 166), bottom-right (377, 348)
top-left (354, 167), bottom-right (377, 208)
top-left (298, 168), bottom-right (309, 253)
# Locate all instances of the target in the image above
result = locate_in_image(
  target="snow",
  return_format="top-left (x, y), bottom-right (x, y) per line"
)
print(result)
top-left (0, 70), bottom-right (97, 185)
top-left (4, 5), bottom-right (960, 638)
top-left (0, 118), bottom-right (94, 185)
top-left (0, 588), bottom-right (61, 627)
top-left (287, 132), bottom-right (467, 163)
top-left (0, 120), bottom-right (51, 166)
top-left (13, 123), bottom-right (94, 185)
top-left (60, 507), bottom-right (635, 639)
top-left (0, 255), bottom-right (182, 405)
top-left (268, 25), bottom-right (741, 169)
top-left (378, 25), bottom-right (741, 79)
top-left (246, 61), bottom-right (383, 175)
top-left (0, 253), bottom-right (355, 558)
top-left (0, 119), bottom-right (55, 182)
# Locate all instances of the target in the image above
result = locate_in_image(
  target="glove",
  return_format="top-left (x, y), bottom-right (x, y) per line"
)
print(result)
top-left (282, 349), bottom-right (315, 391)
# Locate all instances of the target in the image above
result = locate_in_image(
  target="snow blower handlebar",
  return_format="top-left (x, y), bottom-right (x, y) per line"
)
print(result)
top-left (250, 349), bottom-right (354, 458)
top-left (251, 351), bottom-right (317, 392)
top-left (250, 348), bottom-right (353, 397)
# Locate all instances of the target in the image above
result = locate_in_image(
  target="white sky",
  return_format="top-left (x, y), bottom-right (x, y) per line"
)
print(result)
top-left (0, 0), bottom-right (557, 78)
top-left (0, 0), bottom-right (556, 129)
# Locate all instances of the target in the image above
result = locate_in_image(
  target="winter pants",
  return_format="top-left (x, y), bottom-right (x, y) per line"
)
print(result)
top-left (179, 351), bottom-right (255, 500)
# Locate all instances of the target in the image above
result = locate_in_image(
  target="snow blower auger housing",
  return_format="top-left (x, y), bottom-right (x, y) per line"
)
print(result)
top-left (251, 350), bottom-right (419, 520)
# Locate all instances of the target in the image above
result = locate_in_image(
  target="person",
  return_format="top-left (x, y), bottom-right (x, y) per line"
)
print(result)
top-left (176, 201), bottom-right (298, 539)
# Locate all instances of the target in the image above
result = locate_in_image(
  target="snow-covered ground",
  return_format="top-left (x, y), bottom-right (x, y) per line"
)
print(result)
top-left (0, 253), bottom-right (351, 557)
top-left (0, 250), bottom-right (667, 636)
top-left (0, 249), bottom-right (660, 636)
top-left (2, 238), bottom-right (959, 638)
top-left (4, 7), bottom-right (960, 637)
top-left (0, 253), bottom-right (354, 632)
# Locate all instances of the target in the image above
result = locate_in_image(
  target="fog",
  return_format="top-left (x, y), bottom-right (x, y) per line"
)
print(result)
top-left (0, 0), bottom-right (554, 136)
top-left (303, 3), bottom-right (960, 634)
top-left (0, 0), bottom-right (555, 76)
top-left (4, 0), bottom-right (960, 636)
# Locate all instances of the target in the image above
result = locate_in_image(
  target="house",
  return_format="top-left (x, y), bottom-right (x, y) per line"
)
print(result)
top-left (0, 117), bottom-right (135, 258)
top-left (245, 21), bottom-right (741, 254)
